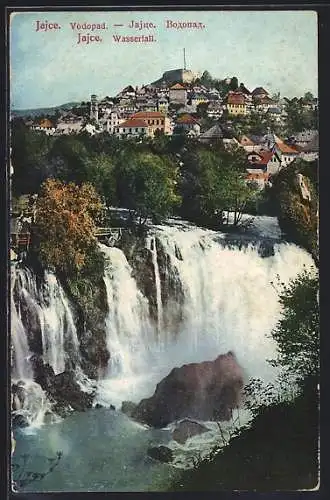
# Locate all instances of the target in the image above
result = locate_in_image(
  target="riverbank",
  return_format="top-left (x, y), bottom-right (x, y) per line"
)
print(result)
top-left (169, 384), bottom-right (319, 491)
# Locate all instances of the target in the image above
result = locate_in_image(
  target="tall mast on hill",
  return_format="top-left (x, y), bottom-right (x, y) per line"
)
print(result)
top-left (183, 48), bottom-right (187, 70)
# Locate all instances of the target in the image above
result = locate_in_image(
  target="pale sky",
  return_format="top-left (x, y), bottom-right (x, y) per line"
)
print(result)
top-left (10, 10), bottom-right (318, 109)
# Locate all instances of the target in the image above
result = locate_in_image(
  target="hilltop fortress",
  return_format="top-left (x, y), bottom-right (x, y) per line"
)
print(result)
top-left (151, 68), bottom-right (201, 87)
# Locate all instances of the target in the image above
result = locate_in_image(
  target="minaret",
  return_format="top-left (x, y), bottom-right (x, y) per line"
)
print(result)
top-left (90, 94), bottom-right (98, 123)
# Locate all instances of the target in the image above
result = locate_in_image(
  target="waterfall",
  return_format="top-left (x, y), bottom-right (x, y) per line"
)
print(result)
top-left (96, 218), bottom-right (316, 406)
top-left (11, 265), bottom-right (82, 427)
top-left (146, 235), bottom-right (163, 334)
top-left (11, 217), bottom-right (317, 414)
top-left (100, 244), bottom-right (154, 377)
top-left (14, 267), bottom-right (80, 375)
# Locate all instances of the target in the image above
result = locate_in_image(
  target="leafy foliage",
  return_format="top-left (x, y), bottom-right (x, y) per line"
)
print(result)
top-left (270, 268), bottom-right (319, 383)
top-left (116, 151), bottom-right (181, 225)
top-left (35, 179), bottom-right (103, 274)
top-left (180, 145), bottom-right (259, 227)
top-left (284, 95), bottom-right (318, 135)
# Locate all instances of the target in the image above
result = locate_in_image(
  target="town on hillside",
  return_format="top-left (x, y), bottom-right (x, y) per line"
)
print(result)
top-left (10, 62), bottom-right (318, 254)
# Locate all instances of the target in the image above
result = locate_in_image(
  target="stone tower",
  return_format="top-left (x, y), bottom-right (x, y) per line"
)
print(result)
top-left (90, 94), bottom-right (98, 123)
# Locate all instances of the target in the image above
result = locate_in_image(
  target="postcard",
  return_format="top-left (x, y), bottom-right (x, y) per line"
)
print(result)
top-left (8, 8), bottom-right (319, 493)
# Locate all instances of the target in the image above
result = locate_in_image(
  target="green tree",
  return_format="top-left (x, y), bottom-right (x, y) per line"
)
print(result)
top-left (229, 77), bottom-right (239, 91)
top-left (270, 269), bottom-right (319, 384)
top-left (180, 146), bottom-right (259, 227)
top-left (11, 121), bottom-right (53, 195)
top-left (284, 96), bottom-right (317, 134)
top-left (84, 153), bottom-right (117, 207)
top-left (116, 151), bottom-right (181, 226)
top-left (34, 179), bottom-right (103, 274)
top-left (47, 135), bottom-right (90, 183)
top-left (200, 70), bottom-right (213, 87)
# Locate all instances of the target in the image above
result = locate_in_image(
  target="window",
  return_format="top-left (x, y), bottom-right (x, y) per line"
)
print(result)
top-left (135, 128), bottom-right (138, 132)
top-left (129, 128), bottom-right (132, 133)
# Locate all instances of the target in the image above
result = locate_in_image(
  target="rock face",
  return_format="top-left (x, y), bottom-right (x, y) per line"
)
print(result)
top-left (30, 354), bottom-right (94, 415)
top-left (172, 419), bottom-right (209, 445)
top-left (132, 351), bottom-right (244, 428)
top-left (273, 160), bottom-right (318, 263)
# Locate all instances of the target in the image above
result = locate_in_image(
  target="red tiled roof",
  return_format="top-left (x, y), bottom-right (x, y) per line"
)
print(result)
top-left (240, 135), bottom-right (255, 146)
top-left (170, 83), bottom-right (186, 90)
top-left (39, 118), bottom-right (54, 128)
top-left (176, 114), bottom-right (199, 125)
top-left (120, 118), bottom-right (148, 128)
top-left (227, 92), bottom-right (245, 105)
top-left (131, 111), bottom-right (164, 119)
top-left (275, 141), bottom-right (298, 154)
top-left (248, 150), bottom-right (275, 165)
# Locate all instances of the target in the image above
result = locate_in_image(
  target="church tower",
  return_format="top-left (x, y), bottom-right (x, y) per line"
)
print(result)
top-left (90, 94), bottom-right (99, 123)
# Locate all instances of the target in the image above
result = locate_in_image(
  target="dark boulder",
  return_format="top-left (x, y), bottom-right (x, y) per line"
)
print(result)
top-left (50, 370), bottom-right (94, 412)
top-left (172, 419), bottom-right (209, 445)
top-left (12, 381), bottom-right (26, 411)
top-left (28, 355), bottom-right (94, 414)
top-left (132, 351), bottom-right (244, 428)
top-left (30, 354), bottom-right (55, 389)
top-left (121, 400), bottom-right (138, 417)
top-left (147, 445), bottom-right (173, 463)
top-left (79, 327), bottom-right (110, 379)
top-left (12, 413), bottom-right (29, 428)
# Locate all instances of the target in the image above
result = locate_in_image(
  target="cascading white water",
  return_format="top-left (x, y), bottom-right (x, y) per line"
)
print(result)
top-left (100, 244), bottom-right (154, 376)
top-left (11, 217), bottom-right (317, 417)
top-left (11, 265), bottom-right (82, 428)
top-left (97, 218), bottom-right (316, 407)
top-left (11, 263), bottom-right (33, 380)
top-left (146, 235), bottom-right (163, 334)
top-left (15, 267), bottom-right (80, 375)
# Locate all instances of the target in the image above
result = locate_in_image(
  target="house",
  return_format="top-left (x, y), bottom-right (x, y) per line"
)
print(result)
top-left (251, 87), bottom-right (269, 100)
top-left (254, 96), bottom-right (276, 113)
top-left (299, 132), bottom-right (319, 162)
top-left (115, 118), bottom-right (151, 138)
top-left (291, 129), bottom-right (318, 148)
top-left (273, 138), bottom-right (299, 167)
top-left (199, 123), bottom-right (224, 143)
top-left (103, 112), bottom-right (125, 134)
top-left (239, 135), bottom-right (261, 152)
top-left (31, 118), bottom-right (56, 135)
top-left (169, 83), bottom-right (187, 105)
top-left (130, 111), bottom-right (172, 135)
top-left (222, 137), bottom-right (241, 150)
top-left (226, 92), bottom-right (247, 116)
top-left (299, 96), bottom-right (318, 111)
top-left (206, 102), bottom-right (224, 119)
top-left (157, 96), bottom-right (169, 114)
top-left (190, 93), bottom-right (209, 107)
top-left (247, 149), bottom-right (282, 175)
top-left (266, 107), bottom-right (283, 122)
top-left (238, 82), bottom-right (252, 98)
top-left (55, 119), bottom-right (83, 135)
top-left (175, 113), bottom-right (200, 136)
top-left (246, 170), bottom-right (270, 189)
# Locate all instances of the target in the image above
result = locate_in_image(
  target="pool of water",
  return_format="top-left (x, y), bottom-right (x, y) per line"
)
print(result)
top-left (12, 408), bottom-right (180, 492)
